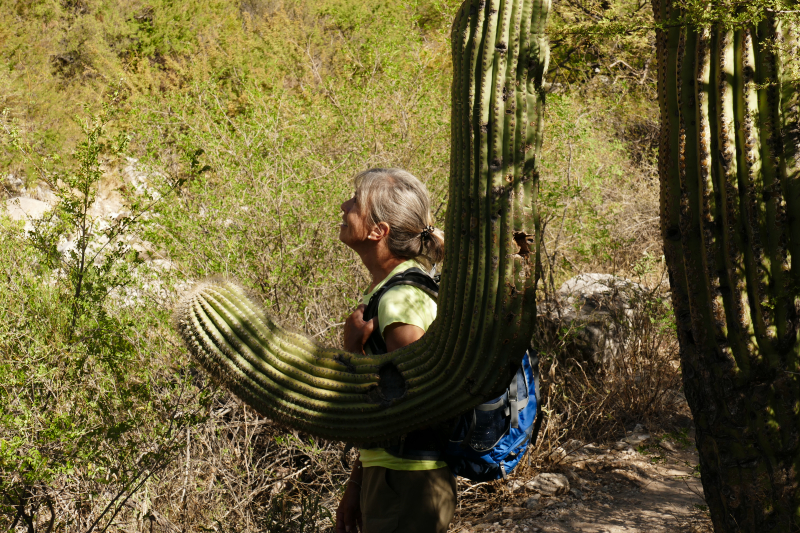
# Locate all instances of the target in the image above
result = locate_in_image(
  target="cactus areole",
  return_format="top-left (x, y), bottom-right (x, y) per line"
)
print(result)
top-left (653, 0), bottom-right (800, 529)
top-left (174, 0), bottom-right (550, 444)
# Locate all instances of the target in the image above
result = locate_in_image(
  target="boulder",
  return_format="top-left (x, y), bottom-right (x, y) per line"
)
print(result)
top-left (537, 273), bottom-right (647, 367)
top-left (2, 174), bottom-right (25, 196)
top-left (526, 472), bottom-right (570, 496)
top-left (4, 197), bottom-right (52, 233)
top-left (5, 197), bottom-right (52, 221)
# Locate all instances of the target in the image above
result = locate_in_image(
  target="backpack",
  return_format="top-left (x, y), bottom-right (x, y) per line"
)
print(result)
top-left (362, 267), bottom-right (543, 482)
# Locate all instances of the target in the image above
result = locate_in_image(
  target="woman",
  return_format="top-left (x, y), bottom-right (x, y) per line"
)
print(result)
top-left (334, 168), bottom-right (455, 533)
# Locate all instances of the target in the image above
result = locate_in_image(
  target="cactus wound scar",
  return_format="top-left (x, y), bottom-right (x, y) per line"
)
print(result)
top-left (513, 231), bottom-right (533, 256)
top-left (366, 364), bottom-right (407, 407)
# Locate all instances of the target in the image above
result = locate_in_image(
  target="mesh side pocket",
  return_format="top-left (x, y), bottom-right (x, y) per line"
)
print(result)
top-left (516, 368), bottom-right (529, 403)
top-left (469, 392), bottom-right (510, 452)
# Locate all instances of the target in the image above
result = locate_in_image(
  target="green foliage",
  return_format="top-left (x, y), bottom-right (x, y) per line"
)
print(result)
top-left (17, 104), bottom-right (136, 336)
top-left (0, 106), bottom-right (208, 530)
top-left (547, 0), bottom-right (800, 95)
top-left (548, 0), bottom-right (656, 89)
top-left (663, 427), bottom-right (691, 448)
top-left (0, 0), bottom-right (459, 169)
top-left (539, 93), bottom-right (614, 269)
top-left (670, 0), bottom-right (799, 28)
top-left (536, 90), bottom-right (660, 289)
top-left (127, 0), bottom-right (455, 338)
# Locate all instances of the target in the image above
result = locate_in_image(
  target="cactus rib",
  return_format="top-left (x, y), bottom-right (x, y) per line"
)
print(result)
top-left (174, 0), bottom-right (549, 443)
top-left (654, 1), bottom-right (800, 528)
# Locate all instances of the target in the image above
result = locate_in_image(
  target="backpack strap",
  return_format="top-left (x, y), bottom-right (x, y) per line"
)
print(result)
top-left (527, 350), bottom-right (544, 446)
top-left (362, 267), bottom-right (439, 356)
top-left (361, 267), bottom-right (446, 457)
top-left (509, 373), bottom-right (519, 429)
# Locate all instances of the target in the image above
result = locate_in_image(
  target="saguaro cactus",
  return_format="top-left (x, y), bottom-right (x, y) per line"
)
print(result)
top-left (175, 0), bottom-right (550, 443)
top-left (653, 1), bottom-right (800, 529)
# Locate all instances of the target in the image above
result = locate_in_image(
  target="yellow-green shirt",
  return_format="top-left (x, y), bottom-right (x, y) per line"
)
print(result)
top-left (359, 259), bottom-right (446, 471)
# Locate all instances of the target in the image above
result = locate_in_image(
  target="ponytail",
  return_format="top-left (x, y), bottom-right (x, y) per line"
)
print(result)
top-left (418, 225), bottom-right (445, 266)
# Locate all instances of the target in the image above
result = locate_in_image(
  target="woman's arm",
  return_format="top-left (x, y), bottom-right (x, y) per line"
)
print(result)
top-left (336, 457), bottom-right (363, 533)
top-left (383, 322), bottom-right (425, 352)
top-left (344, 306), bottom-right (425, 353)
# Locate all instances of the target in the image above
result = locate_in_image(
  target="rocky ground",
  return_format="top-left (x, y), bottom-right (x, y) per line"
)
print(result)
top-left (453, 424), bottom-right (712, 533)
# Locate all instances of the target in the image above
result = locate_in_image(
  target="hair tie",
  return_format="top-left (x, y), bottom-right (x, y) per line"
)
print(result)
top-left (420, 225), bottom-right (434, 240)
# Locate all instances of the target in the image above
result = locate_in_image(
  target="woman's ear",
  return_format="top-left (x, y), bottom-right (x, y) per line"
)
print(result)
top-left (367, 221), bottom-right (391, 242)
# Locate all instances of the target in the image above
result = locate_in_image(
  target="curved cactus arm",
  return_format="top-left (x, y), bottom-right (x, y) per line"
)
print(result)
top-left (174, 0), bottom-right (550, 444)
top-left (653, 1), bottom-right (800, 529)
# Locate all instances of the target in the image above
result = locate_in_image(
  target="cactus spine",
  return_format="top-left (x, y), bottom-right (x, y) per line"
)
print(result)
top-left (174, 0), bottom-right (550, 443)
top-left (653, 1), bottom-right (800, 529)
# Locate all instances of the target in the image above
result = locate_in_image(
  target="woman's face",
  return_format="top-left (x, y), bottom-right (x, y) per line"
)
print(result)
top-left (339, 195), bottom-right (371, 250)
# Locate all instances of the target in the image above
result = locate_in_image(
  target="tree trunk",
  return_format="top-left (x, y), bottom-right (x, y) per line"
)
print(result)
top-left (652, 1), bottom-right (800, 530)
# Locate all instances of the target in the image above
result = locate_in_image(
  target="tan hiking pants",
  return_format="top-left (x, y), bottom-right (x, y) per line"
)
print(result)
top-left (360, 466), bottom-right (457, 533)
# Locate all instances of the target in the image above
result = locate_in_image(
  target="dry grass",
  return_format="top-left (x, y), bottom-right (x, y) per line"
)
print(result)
top-left (104, 392), bottom-right (346, 532)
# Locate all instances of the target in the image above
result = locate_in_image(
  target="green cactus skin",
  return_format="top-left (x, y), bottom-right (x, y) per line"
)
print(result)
top-left (653, 1), bottom-right (800, 529)
top-left (174, 0), bottom-right (550, 444)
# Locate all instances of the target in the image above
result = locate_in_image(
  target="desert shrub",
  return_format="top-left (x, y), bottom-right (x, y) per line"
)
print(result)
top-left (548, 0), bottom-right (656, 93)
top-left (0, 0), bottom-right (460, 170)
top-left (537, 91), bottom-right (661, 289)
top-left (0, 111), bottom-right (212, 531)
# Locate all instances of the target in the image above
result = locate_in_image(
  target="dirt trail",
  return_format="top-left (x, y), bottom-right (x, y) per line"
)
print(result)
top-left (453, 432), bottom-right (712, 533)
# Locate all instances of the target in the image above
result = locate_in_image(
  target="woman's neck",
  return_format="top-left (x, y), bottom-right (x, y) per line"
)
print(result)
top-left (361, 249), bottom-right (407, 293)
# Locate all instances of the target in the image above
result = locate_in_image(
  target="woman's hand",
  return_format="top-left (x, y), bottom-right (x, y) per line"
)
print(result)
top-left (336, 460), bottom-right (363, 533)
top-left (336, 481), bottom-right (362, 533)
top-left (343, 304), bottom-right (376, 354)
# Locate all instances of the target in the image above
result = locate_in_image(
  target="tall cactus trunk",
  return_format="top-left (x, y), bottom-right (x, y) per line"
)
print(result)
top-left (653, 1), bottom-right (800, 530)
top-left (174, 0), bottom-right (550, 443)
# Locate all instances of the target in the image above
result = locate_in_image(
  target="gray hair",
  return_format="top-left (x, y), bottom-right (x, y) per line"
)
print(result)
top-left (353, 168), bottom-right (444, 268)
